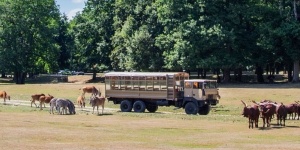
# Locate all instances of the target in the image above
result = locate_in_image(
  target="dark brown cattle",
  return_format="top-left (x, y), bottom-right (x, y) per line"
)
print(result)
top-left (39, 94), bottom-right (54, 110)
top-left (285, 103), bottom-right (298, 120)
top-left (31, 93), bottom-right (45, 107)
top-left (80, 86), bottom-right (100, 98)
top-left (253, 100), bottom-right (276, 123)
top-left (241, 100), bottom-right (260, 129)
top-left (259, 103), bottom-right (277, 128)
top-left (296, 101), bottom-right (300, 120)
top-left (0, 91), bottom-right (10, 103)
top-left (276, 103), bottom-right (287, 126)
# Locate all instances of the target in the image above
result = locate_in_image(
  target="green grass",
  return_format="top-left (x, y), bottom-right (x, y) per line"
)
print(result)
top-left (0, 82), bottom-right (300, 149)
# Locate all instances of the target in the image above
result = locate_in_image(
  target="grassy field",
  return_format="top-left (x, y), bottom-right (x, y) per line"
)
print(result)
top-left (0, 76), bottom-right (300, 150)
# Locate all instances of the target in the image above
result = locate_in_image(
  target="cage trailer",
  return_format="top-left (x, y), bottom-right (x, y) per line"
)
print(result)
top-left (104, 72), bottom-right (220, 115)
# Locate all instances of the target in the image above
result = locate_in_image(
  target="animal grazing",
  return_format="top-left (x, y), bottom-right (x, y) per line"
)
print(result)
top-left (77, 95), bottom-right (85, 108)
top-left (38, 94), bottom-right (54, 110)
top-left (31, 93), bottom-right (45, 107)
top-left (80, 86), bottom-right (100, 98)
top-left (55, 98), bottom-right (70, 115)
top-left (0, 91), bottom-right (10, 103)
top-left (241, 100), bottom-right (260, 129)
top-left (49, 98), bottom-right (58, 114)
top-left (66, 99), bottom-right (76, 115)
top-left (90, 96), bottom-right (105, 115)
top-left (54, 98), bottom-right (76, 115)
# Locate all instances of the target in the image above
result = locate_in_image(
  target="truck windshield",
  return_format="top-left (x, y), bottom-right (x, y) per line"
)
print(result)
top-left (204, 81), bottom-right (217, 89)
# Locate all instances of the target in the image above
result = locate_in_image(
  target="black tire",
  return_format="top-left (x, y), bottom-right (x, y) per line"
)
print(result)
top-left (133, 100), bottom-right (146, 113)
top-left (146, 104), bottom-right (158, 113)
top-left (198, 104), bottom-right (211, 115)
top-left (185, 102), bottom-right (198, 115)
top-left (120, 100), bottom-right (132, 112)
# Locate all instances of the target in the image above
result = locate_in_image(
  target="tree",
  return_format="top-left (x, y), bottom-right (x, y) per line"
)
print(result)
top-left (0, 0), bottom-right (60, 84)
top-left (72, 0), bottom-right (114, 79)
top-left (56, 14), bottom-right (73, 70)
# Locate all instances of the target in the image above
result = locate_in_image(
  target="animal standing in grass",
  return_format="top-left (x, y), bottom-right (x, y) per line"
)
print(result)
top-left (66, 99), bottom-right (76, 114)
top-left (77, 95), bottom-right (85, 108)
top-left (55, 98), bottom-right (76, 115)
top-left (90, 96), bottom-right (105, 115)
top-left (276, 103), bottom-right (287, 126)
top-left (49, 98), bottom-right (58, 114)
top-left (80, 86), bottom-right (100, 98)
top-left (241, 100), bottom-right (260, 129)
top-left (30, 93), bottom-right (45, 107)
top-left (38, 94), bottom-right (54, 110)
top-left (0, 91), bottom-right (10, 103)
top-left (55, 98), bottom-right (69, 115)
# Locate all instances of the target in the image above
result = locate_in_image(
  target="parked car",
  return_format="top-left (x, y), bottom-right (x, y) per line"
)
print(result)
top-left (57, 69), bottom-right (72, 75)
top-left (73, 71), bottom-right (84, 75)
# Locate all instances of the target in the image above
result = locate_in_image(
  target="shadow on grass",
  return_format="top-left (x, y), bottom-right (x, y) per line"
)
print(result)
top-left (257, 123), bottom-right (300, 130)
top-left (97, 113), bottom-right (113, 116)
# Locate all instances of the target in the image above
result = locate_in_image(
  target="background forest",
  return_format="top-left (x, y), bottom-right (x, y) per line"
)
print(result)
top-left (1, 0), bottom-right (300, 84)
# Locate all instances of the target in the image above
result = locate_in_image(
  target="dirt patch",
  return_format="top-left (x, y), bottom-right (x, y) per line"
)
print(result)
top-left (68, 75), bottom-right (93, 83)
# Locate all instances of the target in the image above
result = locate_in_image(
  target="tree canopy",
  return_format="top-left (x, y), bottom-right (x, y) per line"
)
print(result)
top-left (1, 0), bottom-right (300, 84)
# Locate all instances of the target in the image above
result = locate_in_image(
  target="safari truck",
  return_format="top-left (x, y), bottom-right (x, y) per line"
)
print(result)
top-left (104, 72), bottom-right (220, 115)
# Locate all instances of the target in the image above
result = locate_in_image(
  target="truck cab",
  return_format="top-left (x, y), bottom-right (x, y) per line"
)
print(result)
top-left (183, 79), bottom-right (220, 105)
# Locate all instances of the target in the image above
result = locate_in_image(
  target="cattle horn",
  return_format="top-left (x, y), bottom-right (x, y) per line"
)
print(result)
top-left (241, 100), bottom-right (247, 107)
top-left (252, 100), bottom-right (259, 105)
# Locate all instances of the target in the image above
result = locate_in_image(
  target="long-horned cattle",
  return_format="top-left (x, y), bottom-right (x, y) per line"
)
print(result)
top-left (252, 100), bottom-right (276, 128)
top-left (80, 86), bottom-right (100, 98)
top-left (30, 93), bottom-right (45, 107)
top-left (285, 103), bottom-right (298, 120)
top-left (276, 103), bottom-right (287, 126)
top-left (0, 91), bottom-right (10, 103)
top-left (241, 100), bottom-right (260, 129)
top-left (295, 101), bottom-right (300, 120)
top-left (90, 96), bottom-right (105, 115)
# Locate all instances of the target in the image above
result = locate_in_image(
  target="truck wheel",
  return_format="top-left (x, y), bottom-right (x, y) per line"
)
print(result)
top-left (198, 104), bottom-right (211, 115)
top-left (185, 102), bottom-right (198, 115)
top-left (133, 100), bottom-right (146, 113)
top-left (146, 104), bottom-right (158, 113)
top-left (120, 100), bottom-right (132, 112)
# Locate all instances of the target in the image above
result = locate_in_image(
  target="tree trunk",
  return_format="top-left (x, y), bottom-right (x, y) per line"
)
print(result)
top-left (216, 69), bottom-right (221, 83)
top-left (222, 68), bottom-right (230, 83)
top-left (234, 68), bottom-right (243, 82)
top-left (255, 65), bottom-right (264, 83)
top-left (92, 70), bottom-right (97, 80)
top-left (1, 72), bottom-right (5, 78)
top-left (203, 69), bottom-right (207, 79)
top-left (14, 71), bottom-right (26, 84)
top-left (287, 62), bottom-right (293, 82)
top-left (292, 60), bottom-right (299, 82)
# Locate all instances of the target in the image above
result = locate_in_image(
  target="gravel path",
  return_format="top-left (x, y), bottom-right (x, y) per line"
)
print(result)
top-left (2, 99), bottom-right (119, 113)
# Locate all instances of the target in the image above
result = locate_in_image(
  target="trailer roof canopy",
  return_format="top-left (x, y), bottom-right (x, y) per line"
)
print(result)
top-left (104, 72), bottom-right (189, 77)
